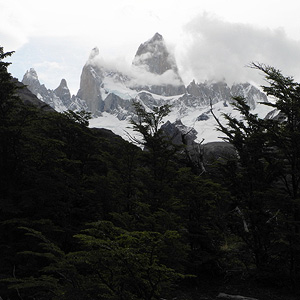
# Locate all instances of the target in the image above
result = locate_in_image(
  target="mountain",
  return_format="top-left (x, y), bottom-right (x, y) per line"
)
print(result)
top-left (76, 48), bottom-right (104, 115)
top-left (54, 79), bottom-right (71, 106)
top-left (13, 78), bottom-right (55, 112)
top-left (22, 68), bottom-right (67, 112)
top-left (133, 33), bottom-right (176, 75)
top-left (185, 80), bottom-right (267, 109)
top-left (22, 33), bottom-right (272, 143)
top-left (132, 32), bottom-right (186, 96)
top-left (22, 68), bottom-right (88, 112)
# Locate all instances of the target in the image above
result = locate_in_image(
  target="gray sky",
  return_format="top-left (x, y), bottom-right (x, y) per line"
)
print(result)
top-left (2, 0), bottom-right (300, 94)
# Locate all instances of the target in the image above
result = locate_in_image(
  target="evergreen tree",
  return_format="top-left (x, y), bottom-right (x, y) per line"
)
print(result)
top-left (0, 47), bottom-right (29, 203)
top-left (213, 64), bottom-right (300, 285)
top-left (4, 222), bottom-right (186, 300)
top-left (251, 63), bottom-right (300, 283)
top-left (129, 101), bottom-right (181, 212)
top-left (212, 96), bottom-right (281, 275)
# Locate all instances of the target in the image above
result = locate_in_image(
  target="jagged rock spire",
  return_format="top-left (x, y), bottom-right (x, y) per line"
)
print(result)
top-left (23, 68), bottom-right (39, 81)
top-left (54, 79), bottom-right (71, 104)
top-left (22, 68), bottom-right (43, 96)
top-left (132, 33), bottom-right (186, 96)
top-left (133, 32), bottom-right (177, 75)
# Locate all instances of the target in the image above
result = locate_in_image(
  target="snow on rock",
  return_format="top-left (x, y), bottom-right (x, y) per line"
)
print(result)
top-left (22, 33), bottom-right (274, 144)
top-left (22, 68), bottom-right (68, 112)
top-left (22, 68), bottom-right (88, 113)
top-left (132, 32), bottom-right (186, 96)
top-left (89, 112), bottom-right (136, 142)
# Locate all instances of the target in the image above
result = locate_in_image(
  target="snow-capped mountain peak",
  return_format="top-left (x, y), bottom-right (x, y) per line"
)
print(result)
top-left (22, 33), bottom-right (273, 143)
top-left (131, 32), bottom-right (186, 96)
top-left (23, 68), bottom-right (39, 81)
top-left (132, 32), bottom-right (179, 78)
top-left (133, 32), bottom-right (172, 75)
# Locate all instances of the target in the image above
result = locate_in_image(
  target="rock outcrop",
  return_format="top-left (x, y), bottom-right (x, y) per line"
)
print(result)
top-left (186, 80), bottom-right (268, 109)
top-left (76, 48), bottom-right (104, 115)
top-left (132, 32), bottom-right (186, 96)
top-left (161, 119), bottom-right (198, 146)
top-left (54, 79), bottom-right (71, 106)
top-left (22, 68), bottom-right (67, 111)
top-left (22, 68), bottom-right (88, 113)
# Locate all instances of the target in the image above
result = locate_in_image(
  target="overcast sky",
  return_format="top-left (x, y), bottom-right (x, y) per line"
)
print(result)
top-left (2, 0), bottom-right (300, 94)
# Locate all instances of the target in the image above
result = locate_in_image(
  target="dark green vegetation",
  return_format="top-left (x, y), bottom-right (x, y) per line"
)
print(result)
top-left (1, 47), bottom-right (300, 299)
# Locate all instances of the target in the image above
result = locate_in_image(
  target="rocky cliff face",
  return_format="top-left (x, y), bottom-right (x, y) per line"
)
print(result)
top-left (22, 68), bottom-right (67, 111)
top-left (76, 63), bottom-right (104, 115)
top-left (54, 79), bottom-right (71, 106)
top-left (76, 47), bottom-right (103, 115)
top-left (132, 32), bottom-right (186, 96)
top-left (231, 82), bottom-right (266, 110)
top-left (133, 33), bottom-right (172, 75)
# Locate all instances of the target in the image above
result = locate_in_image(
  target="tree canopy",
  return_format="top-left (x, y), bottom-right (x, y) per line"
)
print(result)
top-left (1, 49), bottom-right (300, 299)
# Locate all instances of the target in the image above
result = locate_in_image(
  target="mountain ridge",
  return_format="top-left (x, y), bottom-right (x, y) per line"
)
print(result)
top-left (22, 32), bottom-right (272, 143)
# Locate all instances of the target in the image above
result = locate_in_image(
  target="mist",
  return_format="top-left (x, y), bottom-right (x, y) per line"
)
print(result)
top-left (89, 49), bottom-right (183, 88)
top-left (179, 13), bottom-right (300, 86)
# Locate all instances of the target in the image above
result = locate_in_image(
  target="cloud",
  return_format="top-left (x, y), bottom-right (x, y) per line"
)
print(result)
top-left (180, 13), bottom-right (300, 85)
top-left (129, 66), bottom-right (183, 87)
top-left (89, 51), bottom-right (183, 88)
top-left (34, 61), bottom-right (64, 71)
top-left (0, 28), bottom-right (28, 51)
top-left (0, 1), bottom-right (33, 51)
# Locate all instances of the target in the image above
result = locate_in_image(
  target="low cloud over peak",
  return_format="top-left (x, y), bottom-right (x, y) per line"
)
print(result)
top-left (87, 51), bottom-right (184, 88)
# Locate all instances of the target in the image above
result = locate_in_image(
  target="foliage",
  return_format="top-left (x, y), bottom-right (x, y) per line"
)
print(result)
top-left (73, 221), bottom-right (185, 300)
top-left (128, 101), bottom-right (182, 214)
top-left (251, 63), bottom-right (300, 283)
top-left (3, 46), bottom-right (300, 298)
top-left (213, 63), bottom-right (300, 285)
top-left (129, 101), bottom-right (171, 149)
top-left (3, 223), bottom-right (186, 300)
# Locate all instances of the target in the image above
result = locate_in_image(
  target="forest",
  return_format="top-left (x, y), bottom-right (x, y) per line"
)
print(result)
top-left (1, 47), bottom-right (300, 300)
